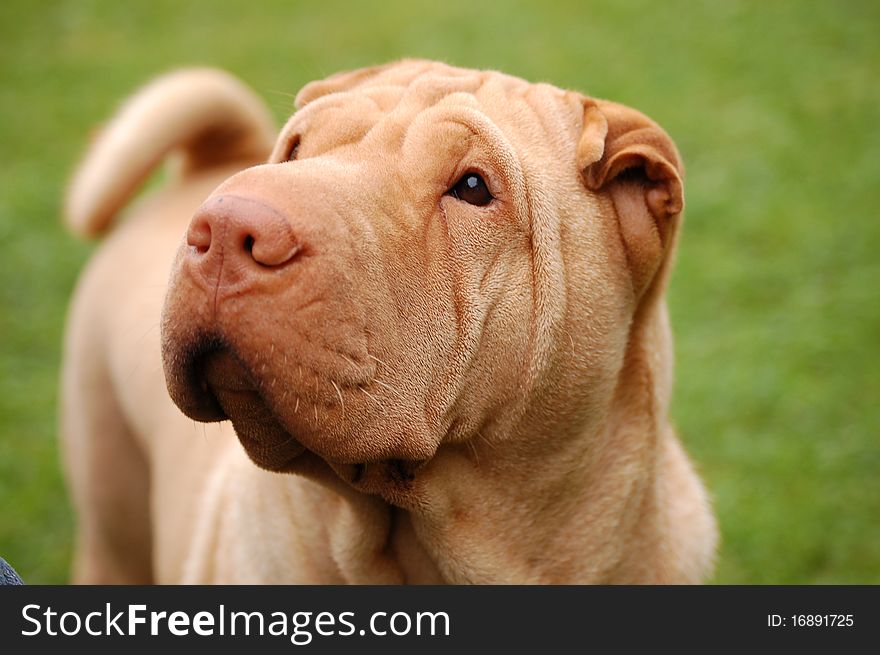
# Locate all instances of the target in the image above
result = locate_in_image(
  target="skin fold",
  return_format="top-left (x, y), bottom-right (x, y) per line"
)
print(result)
top-left (60, 61), bottom-right (717, 584)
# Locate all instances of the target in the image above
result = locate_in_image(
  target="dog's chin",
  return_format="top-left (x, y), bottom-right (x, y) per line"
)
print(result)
top-left (224, 408), bottom-right (308, 472)
top-left (193, 348), bottom-right (307, 471)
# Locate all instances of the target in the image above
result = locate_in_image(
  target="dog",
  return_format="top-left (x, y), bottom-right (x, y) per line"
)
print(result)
top-left (61, 61), bottom-right (717, 583)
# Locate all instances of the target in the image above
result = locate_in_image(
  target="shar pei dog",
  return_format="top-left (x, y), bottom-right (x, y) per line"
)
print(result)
top-left (61, 60), bottom-right (717, 584)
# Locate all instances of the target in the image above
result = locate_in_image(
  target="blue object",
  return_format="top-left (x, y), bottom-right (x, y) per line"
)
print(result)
top-left (0, 556), bottom-right (24, 584)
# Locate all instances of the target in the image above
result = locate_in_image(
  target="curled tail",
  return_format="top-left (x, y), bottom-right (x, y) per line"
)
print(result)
top-left (65, 68), bottom-right (276, 238)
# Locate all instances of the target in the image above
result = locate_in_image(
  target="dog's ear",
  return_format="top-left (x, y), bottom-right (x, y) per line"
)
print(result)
top-left (295, 64), bottom-right (393, 109)
top-left (295, 60), bottom-right (452, 109)
top-left (578, 99), bottom-right (684, 298)
top-left (295, 60), bottom-right (438, 109)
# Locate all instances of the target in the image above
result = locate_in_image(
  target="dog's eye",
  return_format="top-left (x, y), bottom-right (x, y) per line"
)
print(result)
top-left (449, 173), bottom-right (494, 206)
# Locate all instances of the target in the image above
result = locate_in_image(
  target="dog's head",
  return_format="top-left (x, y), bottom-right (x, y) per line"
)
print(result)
top-left (161, 60), bottom-right (684, 499)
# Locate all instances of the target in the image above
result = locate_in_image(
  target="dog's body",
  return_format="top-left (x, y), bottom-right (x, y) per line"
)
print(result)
top-left (61, 62), bottom-right (716, 584)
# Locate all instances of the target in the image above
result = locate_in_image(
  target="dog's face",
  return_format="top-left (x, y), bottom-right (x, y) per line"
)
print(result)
top-left (161, 61), bottom-right (684, 498)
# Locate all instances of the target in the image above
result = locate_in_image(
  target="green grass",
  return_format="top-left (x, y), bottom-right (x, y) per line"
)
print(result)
top-left (1, 0), bottom-right (877, 584)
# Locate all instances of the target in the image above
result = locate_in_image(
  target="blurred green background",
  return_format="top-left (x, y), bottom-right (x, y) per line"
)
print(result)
top-left (1, 0), bottom-right (877, 584)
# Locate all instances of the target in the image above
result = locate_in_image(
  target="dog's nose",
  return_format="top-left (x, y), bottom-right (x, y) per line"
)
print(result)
top-left (186, 195), bottom-right (301, 281)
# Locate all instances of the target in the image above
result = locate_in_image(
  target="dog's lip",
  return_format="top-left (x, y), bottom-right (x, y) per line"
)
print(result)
top-left (232, 422), bottom-right (308, 471)
top-left (200, 349), bottom-right (259, 396)
top-left (179, 365), bottom-right (227, 423)
top-left (162, 333), bottom-right (233, 422)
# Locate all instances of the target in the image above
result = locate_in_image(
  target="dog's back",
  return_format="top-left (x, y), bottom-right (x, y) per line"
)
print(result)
top-left (60, 70), bottom-right (275, 583)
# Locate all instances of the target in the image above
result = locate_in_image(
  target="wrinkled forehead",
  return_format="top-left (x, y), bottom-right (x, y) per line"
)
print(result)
top-left (293, 60), bottom-right (492, 110)
top-left (283, 61), bottom-right (584, 158)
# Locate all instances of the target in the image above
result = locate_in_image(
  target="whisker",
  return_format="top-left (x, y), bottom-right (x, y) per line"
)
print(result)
top-left (314, 404), bottom-right (318, 422)
top-left (277, 433), bottom-right (300, 448)
top-left (367, 353), bottom-right (389, 367)
top-left (475, 431), bottom-right (499, 451)
top-left (466, 439), bottom-right (480, 465)
top-left (192, 420), bottom-right (208, 442)
top-left (123, 358), bottom-right (143, 383)
top-left (372, 378), bottom-right (397, 392)
top-left (330, 380), bottom-right (345, 417)
top-left (560, 327), bottom-right (576, 360)
top-left (136, 322), bottom-right (160, 345)
top-left (266, 89), bottom-right (298, 99)
top-left (372, 378), bottom-right (402, 399)
top-left (358, 386), bottom-right (382, 406)
top-left (294, 397), bottom-right (300, 414)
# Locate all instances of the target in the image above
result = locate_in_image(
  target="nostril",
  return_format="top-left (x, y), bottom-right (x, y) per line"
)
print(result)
top-left (187, 216), bottom-right (213, 255)
top-left (249, 233), bottom-right (302, 268)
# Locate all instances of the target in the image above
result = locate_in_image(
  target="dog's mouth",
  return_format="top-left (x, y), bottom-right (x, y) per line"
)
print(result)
top-left (184, 343), bottom-right (308, 471)
top-left (164, 330), bottom-right (441, 498)
top-left (173, 343), bottom-right (429, 484)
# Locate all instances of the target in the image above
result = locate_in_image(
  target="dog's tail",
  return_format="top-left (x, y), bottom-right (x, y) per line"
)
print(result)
top-left (64, 68), bottom-right (276, 238)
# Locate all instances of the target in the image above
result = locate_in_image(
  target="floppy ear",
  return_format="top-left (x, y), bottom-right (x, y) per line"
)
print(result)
top-left (294, 60), bottom-right (437, 109)
top-left (578, 99), bottom-right (684, 298)
top-left (295, 63), bottom-right (393, 109)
